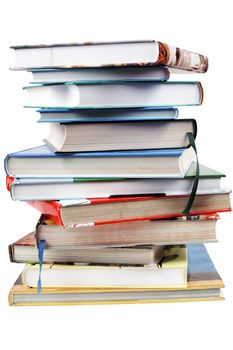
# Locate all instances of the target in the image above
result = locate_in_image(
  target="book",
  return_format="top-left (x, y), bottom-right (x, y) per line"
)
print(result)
top-left (28, 192), bottom-right (231, 227)
top-left (8, 245), bottom-right (224, 306)
top-left (20, 246), bottom-right (187, 289)
top-left (37, 107), bottom-right (179, 123)
top-left (5, 145), bottom-right (195, 178)
top-left (9, 231), bottom-right (166, 265)
top-left (30, 66), bottom-right (170, 83)
top-left (7, 164), bottom-right (226, 201)
top-left (11, 40), bottom-right (208, 72)
top-left (24, 81), bottom-right (203, 108)
top-left (34, 214), bottom-right (218, 247)
top-left (44, 118), bottom-right (197, 152)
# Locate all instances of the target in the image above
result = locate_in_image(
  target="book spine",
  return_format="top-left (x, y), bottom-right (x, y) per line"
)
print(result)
top-left (157, 42), bottom-right (208, 73)
top-left (4, 154), bottom-right (10, 175)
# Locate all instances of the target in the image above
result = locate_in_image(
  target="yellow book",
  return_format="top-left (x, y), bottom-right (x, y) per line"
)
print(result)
top-left (21, 246), bottom-right (187, 289)
top-left (9, 244), bottom-right (224, 306)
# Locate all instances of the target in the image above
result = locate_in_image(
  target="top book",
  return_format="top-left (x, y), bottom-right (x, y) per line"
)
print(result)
top-left (10, 40), bottom-right (208, 73)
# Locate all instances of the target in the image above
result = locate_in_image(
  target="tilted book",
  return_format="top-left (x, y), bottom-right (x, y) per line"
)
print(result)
top-left (9, 231), bottom-right (166, 265)
top-left (27, 192), bottom-right (231, 227)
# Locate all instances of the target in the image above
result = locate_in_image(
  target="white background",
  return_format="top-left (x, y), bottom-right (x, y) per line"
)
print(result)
top-left (1, 0), bottom-right (233, 349)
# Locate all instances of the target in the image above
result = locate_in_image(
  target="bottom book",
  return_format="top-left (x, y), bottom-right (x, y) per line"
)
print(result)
top-left (9, 244), bottom-right (224, 306)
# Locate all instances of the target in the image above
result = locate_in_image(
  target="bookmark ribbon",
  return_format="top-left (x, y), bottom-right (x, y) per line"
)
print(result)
top-left (182, 133), bottom-right (199, 215)
top-left (37, 239), bottom-right (45, 293)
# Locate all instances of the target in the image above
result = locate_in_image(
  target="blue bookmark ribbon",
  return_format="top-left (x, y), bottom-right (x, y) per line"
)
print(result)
top-left (37, 239), bottom-right (45, 293)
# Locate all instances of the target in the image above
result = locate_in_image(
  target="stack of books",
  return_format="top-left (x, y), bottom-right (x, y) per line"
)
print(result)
top-left (6, 40), bottom-right (231, 306)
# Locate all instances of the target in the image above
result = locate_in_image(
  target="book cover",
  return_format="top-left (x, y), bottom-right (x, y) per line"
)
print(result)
top-left (11, 40), bottom-right (208, 73)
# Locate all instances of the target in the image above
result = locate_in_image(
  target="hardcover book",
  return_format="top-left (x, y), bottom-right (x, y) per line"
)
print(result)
top-left (27, 192), bottom-right (231, 227)
top-left (24, 81), bottom-right (203, 109)
top-left (21, 246), bottom-right (188, 289)
top-left (7, 164), bottom-right (226, 201)
top-left (9, 232), bottom-right (166, 265)
top-left (11, 40), bottom-right (208, 72)
top-left (37, 107), bottom-right (179, 123)
top-left (8, 245), bottom-right (224, 306)
top-left (33, 214), bottom-right (218, 247)
top-left (44, 118), bottom-right (197, 152)
top-left (5, 145), bottom-right (195, 178)
top-left (30, 66), bottom-right (170, 83)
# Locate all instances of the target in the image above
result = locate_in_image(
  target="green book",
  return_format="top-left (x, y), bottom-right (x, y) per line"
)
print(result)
top-left (9, 163), bottom-right (227, 201)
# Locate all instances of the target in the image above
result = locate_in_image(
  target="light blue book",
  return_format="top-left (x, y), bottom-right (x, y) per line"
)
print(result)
top-left (37, 107), bottom-right (179, 123)
top-left (4, 145), bottom-right (195, 178)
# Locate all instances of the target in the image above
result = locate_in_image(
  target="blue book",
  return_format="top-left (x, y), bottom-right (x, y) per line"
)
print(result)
top-left (5, 145), bottom-right (195, 178)
top-left (37, 107), bottom-right (179, 123)
top-left (29, 66), bottom-right (170, 84)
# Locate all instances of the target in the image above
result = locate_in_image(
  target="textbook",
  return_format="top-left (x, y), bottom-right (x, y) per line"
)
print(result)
top-left (7, 164), bottom-right (226, 201)
top-left (24, 81), bottom-right (203, 108)
top-left (21, 246), bottom-right (187, 289)
top-left (44, 118), bottom-right (197, 152)
top-left (9, 245), bottom-right (224, 306)
top-left (11, 40), bottom-right (208, 72)
top-left (9, 231), bottom-right (165, 265)
top-left (37, 107), bottom-right (179, 123)
top-left (27, 192), bottom-right (231, 227)
top-left (34, 215), bottom-right (218, 247)
top-left (5, 145), bottom-right (195, 178)
top-left (30, 66), bottom-right (170, 83)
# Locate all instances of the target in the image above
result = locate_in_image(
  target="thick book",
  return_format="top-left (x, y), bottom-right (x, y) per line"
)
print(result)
top-left (11, 40), bottom-right (208, 72)
top-left (24, 81), bottom-right (203, 108)
top-left (8, 245), bottom-right (224, 306)
top-left (5, 145), bottom-right (195, 178)
top-left (44, 119), bottom-right (197, 152)
top-left (30, 66), bottom-right (169, 83)
top-left (9, 231), bottom-right (165, 265)
top-left (28, 192), bottom-right (230, 227)
top-left (20, 246), bottom-right (187, 289)
top-left (37, 107), bottom-right (179, 123)
top-left (34, 215), bottom-right (218, 247)
top-left (7, 164), bottom-right (226, 201)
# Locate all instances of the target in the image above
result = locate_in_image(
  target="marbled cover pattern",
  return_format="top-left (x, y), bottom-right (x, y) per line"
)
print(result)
top-left (11, 40), bottom-right (208, 73)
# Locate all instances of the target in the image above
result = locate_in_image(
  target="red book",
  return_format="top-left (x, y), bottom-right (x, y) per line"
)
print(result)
top-left (27, 192), bottom-right (231, 227)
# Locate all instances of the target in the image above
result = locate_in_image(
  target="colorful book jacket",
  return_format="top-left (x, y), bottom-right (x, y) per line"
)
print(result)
top-left (11, 40), bottom-right (208, 73)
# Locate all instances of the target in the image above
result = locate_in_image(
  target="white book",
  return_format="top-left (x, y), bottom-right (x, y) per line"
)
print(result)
top-left (24, 81), bottom-right (203, 108)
